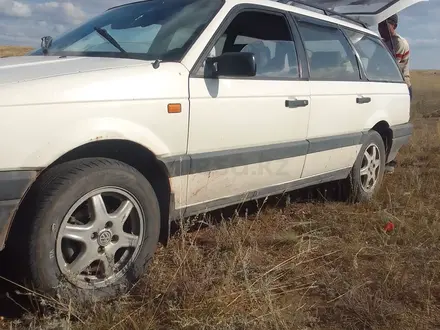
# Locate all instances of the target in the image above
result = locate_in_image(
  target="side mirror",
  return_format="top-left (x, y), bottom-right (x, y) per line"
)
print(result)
top-left (41, 36), bottom-right (53, 55)
top-left (206, 52), bottom-right (256, 78)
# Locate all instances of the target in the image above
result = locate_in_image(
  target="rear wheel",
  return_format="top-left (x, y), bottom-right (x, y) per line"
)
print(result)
top-left (12, 158), bottom-right (161, 301)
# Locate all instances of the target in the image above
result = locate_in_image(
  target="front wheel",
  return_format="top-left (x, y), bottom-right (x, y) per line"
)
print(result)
top-left (12, 158), bottom-right (161, 301)
top-left (345, 130), bottom-right (386, 203)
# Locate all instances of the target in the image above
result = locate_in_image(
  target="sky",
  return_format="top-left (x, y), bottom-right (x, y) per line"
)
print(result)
top-left (0, 0), bottom-right (437, 69)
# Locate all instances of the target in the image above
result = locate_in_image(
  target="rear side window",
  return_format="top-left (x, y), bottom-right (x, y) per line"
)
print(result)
top-left (296, 20), bottom-right (360, 81)
top-left (344, 30), bottom-right (403, 82)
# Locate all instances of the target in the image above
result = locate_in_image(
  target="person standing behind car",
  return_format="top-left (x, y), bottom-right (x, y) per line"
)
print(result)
top-left (378, 14), bottom-right (411, 174)
top-left (378, 14), bottom-right (412, 100)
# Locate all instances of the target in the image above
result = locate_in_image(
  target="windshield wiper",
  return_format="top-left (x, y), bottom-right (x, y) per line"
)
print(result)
top-left (94, 27), bottom-right (126, 53)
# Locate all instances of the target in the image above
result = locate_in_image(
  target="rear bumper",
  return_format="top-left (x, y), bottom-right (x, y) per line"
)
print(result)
top-left (387, 123), bottom-right (413, 163)
top-left (0, 171), bottom-right (37, 251)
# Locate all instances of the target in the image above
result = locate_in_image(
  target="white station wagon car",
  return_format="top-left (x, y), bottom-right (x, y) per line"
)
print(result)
top-left (0, 0), bottom-right (423, 300)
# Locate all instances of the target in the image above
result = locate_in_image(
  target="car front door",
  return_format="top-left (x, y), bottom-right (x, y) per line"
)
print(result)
top-left (185, 6), bottom-right (311, 213)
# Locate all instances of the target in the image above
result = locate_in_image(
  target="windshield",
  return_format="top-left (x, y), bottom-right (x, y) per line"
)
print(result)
top-left (30, 0), bottom-right (224, 61)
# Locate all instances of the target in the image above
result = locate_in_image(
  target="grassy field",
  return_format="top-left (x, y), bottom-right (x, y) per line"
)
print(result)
top-left (0, 46), bottom-right (33, 57)
top-left (0, 49), bottom-right (439, 330)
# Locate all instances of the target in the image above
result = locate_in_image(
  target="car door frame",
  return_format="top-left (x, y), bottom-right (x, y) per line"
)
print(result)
top-left (179, 3), bottom-right (313, 216)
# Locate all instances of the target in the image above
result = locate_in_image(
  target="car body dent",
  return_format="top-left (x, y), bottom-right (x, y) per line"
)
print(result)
top-left (364, 97), bottom-right (410, 130)
top-left (21, 116), bottom-right (173, 169)
top-left (0, 59), bottom-right (191, 170)
top-left (364, 101), bottom-right (411, 132)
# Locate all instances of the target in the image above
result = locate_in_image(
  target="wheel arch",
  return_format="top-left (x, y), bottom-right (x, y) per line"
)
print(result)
top-left (370, 120), bottom-right (392, 160)
top-left (11, 139), bottom-right (173, 247)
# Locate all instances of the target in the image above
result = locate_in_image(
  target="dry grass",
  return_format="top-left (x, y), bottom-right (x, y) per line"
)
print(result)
top-left (1, 49), bottom-right (440, 330)
top-left (0, 46), bottom-right (33, 57)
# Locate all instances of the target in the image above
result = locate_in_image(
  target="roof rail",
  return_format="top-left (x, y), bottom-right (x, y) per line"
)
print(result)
top-left (274, 0), bottom-right (368, 28)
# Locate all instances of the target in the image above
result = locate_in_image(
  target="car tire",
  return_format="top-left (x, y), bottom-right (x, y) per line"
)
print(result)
top-left (345, 130), bottom-right (386, 203)
top-left (11, 158), bottom-right (161, 302)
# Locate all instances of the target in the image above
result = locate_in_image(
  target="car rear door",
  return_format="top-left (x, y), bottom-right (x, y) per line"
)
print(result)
top-left (292, 14), bottom-right (365, 178)
top-left (341, 27), bottom-right (411, 156)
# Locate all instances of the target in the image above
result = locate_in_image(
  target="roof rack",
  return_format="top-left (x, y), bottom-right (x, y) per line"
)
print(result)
top-left (107, 0), bottom-right (148, 11)
top-left (274, 0), bottom-right (368, 28)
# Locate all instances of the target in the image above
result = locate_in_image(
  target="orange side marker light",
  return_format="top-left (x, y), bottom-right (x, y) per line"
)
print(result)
top-left (168, 103), bottom-right (181, 113)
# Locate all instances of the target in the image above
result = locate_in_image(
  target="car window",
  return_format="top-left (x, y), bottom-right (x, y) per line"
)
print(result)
top-left (343, 29), bottom-right (403, 82)
top-left (199, 10), bottom-right (300, 79)
top-left (297, 21), bottom-right (360, 81)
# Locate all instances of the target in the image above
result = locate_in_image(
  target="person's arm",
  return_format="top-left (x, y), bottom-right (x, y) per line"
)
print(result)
top-left (394, 39), bottom-right (410, 64)
top-left (393, 38), bottom-right (411, 86)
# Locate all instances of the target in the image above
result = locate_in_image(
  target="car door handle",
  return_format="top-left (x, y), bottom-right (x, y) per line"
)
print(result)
top-left (285, 99), bottom-right (309, 108)
top-left (356, 96), bottom-right (371, 104)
